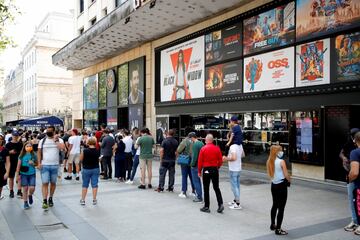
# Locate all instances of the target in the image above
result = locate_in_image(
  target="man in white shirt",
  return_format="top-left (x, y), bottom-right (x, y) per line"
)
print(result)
top-left (223, 143), bottom-right (243, 210)
top-left (65, 129), bottom-right (82, 181)
top-left (122, 129), bottom-right (134, 180)
top-left (38, 126), bottom-right (65, 210)
top-left (5, 129), bottom-right (12, 144)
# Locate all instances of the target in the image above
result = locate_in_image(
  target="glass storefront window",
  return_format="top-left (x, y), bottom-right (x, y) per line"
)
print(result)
top-left (84, 110), bottom-right (98, 130)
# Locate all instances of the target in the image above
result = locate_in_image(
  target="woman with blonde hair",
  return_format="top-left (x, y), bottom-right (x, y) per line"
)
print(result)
top-left (266, 145), bottom-right (291, 235)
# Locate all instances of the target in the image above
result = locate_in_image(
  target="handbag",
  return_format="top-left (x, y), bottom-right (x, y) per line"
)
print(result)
top-left (283, 178), bottom-right (291, 187)
top-left (177, 154), bottom-right (190, 165)
top-left (20, 165), bottom-right (29, 172)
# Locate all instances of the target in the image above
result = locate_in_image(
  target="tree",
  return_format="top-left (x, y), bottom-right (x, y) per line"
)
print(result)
top-left (0, 0), bottom-right (20, 52)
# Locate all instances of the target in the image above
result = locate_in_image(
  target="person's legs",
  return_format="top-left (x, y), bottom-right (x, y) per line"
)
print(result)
top-left (119, 157), bottom-right (126, 180)
top-left (270, 183), bottom-right (279, 227)
top-left (188, 166), bottom-right (195, 192)
top-left (75, 154), bottom-right (80, 175)
top-left (114, 155), bottom-right (120, 179)
top-left (21, 175), bottom-right (29, 204)
top-left (158, 162), bottom-right (167, 189)
top-left (49, 166), bottom-right (58, 198)
top-left (9, 178), bottom-right (14, 191)
top-left (210, 168), bottom-right (223, 206)
top-left (168, 162), bottom-right (176, 190)
top-left (276, 183), bottom-right (288, 230)
top-left (126, 153), bottom-right (133, 180)
top-left (191, 167), bottom-right (202, 200)
top-left (229, 171), bottom-right (240, 203)
top-left (202, 169), bottom-right (211, 208)
top-left (181, 165), bottom-right (188, 193)
top-left (81, 169), bottom-right (90, 200)
top-left (139, 159), bottom-right (146, 185)
top-left (41, 166), bottom-right (50, 201)
top-left (147, 160), bottom-right (152, 185)
top-left (130, 155), bottom-right (139, 181)
top-left (107, 157), bottom-right (112, 178)
top-left (348, 182), bottom-right (358, 224)
top-left (90, 168), bottom-right (99, 200)
top-left (67, 154), bottom-right (74, 175)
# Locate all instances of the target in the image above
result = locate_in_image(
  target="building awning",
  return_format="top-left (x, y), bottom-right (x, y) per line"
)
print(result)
top-left (19, 116), bottom-right (64, 127)
top-left (5, 119), bottom-right (24, 127)
top-left (53, 0), bottom-right (248, 70)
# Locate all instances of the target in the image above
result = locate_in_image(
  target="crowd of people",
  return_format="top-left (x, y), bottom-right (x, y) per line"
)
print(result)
top-left (2, 119), bottom-right (360, 236)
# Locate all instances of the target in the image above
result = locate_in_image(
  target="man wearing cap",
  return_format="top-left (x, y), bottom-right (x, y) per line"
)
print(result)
top-left (65, 129), bottom-right (82, 181)
top-left (5, 130), bottom-right (23, 198)
top-left (189, 132), bottom-right (204, 203)
top-left (341, 128), bottom-right (360, 232)
top-left (226, 116), bottom-right (243, 148)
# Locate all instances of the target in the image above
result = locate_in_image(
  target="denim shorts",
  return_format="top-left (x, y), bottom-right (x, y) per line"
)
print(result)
top-left (82, 168), bottom-right (100, 188)
top-left (41, 165), bottom-right (59, 184)
top-left (21, 174), bottom-right (36, 187)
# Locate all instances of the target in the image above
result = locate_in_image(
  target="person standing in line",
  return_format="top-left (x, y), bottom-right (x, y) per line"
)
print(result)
top-left (266, 145), bottom-right (291, 235)
top-left (114, 134), bottom-right (126, 181)
top-left (122, 129), bottom-right (134, 180)
top-left (156, 129), bottom-right (178, 192)
top-left (96, 124), bottom-right (106, 175)
top-left (0, 135), bottom-right (10, 200)
top-left (80, 138), bottom-right (100, 206)
top-left (5, 130), bottom-right (23, 198)
top-left (341, 128), bottom-right (360, 232)
top-left (65, 129), bottom-right (82, 181)
top-left (188, 132), bottom-right (204, 203)
top-left (100, 129), bottom-right (115, 180)
top-left (5, 129), bottom-right (13, 144)
top-left (349, 132), bottom-right (360, 235)
top-left (16, 142), bottom-right (37, 209)
top-left (223, 141), bottom-right (244, 210)
top-left (198, 134), bottom-right (224, 213)
top-left (38, 126), bottom-right (65, 210)
top-left (177, 133), bottom-right (195, 198)
top-left (126, 128), bottom-right (140, 184)
top-left (135, 128), bottom-right (155, 189)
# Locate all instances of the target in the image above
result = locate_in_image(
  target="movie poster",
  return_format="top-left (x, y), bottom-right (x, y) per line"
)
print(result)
top-left (118, 63), bottom-right (129, 105)
top-left (129, 57), bottom-right (145, 105)
top-left (243, 47), bottom-right (294, 93)
top-left (83, 74), bottom-right (98, 109)
top-left (205, 23), bottom-right (242, 64)
top-left (129, 105), bottom-right (143, 130)
top-left (205, 60), bottom-right (242, 97)
top-left (161, 36), bottom-right (205, 102)
top-left (243, 2), bottom-right (295, 55)
top-left (296, 0), bottom-right (360, 42)
top-left (156, 117), bottom-right (168, 144)
top-left (334, 31), bottom-right (360, 81)
top-left (98, 71), bottom-right (107, 108)
top-left (296, 39), bottom-right (330, 87)
top-left (84, 111), bottom-right (98, 130)
top-left (107, 108), bottom-right (117, 129)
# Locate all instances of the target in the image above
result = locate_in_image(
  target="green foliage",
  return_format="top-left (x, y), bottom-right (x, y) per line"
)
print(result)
top-left (98, 71), bottom-right (107, 108)
top-left (118, 63), bottom-right (128, 106)
top-left (0, 0), bottom-right (20, 52)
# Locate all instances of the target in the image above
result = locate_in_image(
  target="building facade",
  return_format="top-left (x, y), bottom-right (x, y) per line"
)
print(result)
top-left (22, 12), bottom-right (74, 121)
top-left (53, 0), bottom-right (360, 182)
top-left (2, 62), bottom-right (24, 126)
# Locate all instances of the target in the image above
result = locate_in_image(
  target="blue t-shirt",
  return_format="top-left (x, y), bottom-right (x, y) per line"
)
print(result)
top-left (19, 153), bottom-right (37, 175)
top-left (232, 125), bottom-right (243, 145)
top-left (350, 148), bottom-right (360, 188)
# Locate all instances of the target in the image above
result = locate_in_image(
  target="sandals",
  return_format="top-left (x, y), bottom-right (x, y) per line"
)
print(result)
top-left (275, 229), bottom-right (288, 235)
top-left (270, 224), bottom-right (276, 231)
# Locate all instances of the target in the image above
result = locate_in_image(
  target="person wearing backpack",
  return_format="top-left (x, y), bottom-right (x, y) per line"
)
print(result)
top-left (176, 132), bottom-right (195, 198)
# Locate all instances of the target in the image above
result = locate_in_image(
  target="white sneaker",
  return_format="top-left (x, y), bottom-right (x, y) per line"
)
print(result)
top-left (190, 192), bottom-right (196, 197)
top-left (229, 203), bottom-right (243, 210)
top-left (178, 192), bottom-right (187, 198)
top-left (0, 195), bottom-right (4, 200)
top-left (228, 200), bottom-right (236, 206)
top-left (80, 199), bottom-right (85, 206)
top-left (126, 180), bottom-right (133, 184)
top-left (344, 221), bottom-right (358, 232)
top-left (355, 225), bottom-right (360, 235)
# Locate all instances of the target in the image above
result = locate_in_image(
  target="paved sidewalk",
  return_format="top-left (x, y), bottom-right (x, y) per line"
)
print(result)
top-left (0, 161), bottom-right (357, 240)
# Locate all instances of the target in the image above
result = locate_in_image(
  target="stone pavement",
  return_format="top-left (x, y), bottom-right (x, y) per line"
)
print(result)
top-left (0, 160), bottom-right (357, 240)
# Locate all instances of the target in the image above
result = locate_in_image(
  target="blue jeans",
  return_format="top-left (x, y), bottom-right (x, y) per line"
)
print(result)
top-left (348, 182), bottom-right (358, 224)
top-left (229, 171), bottom-right (240, 201)
top-left (130, 155), bottom-right (139, 181)
top-left (180, 165), bottom-right (194, 193)
top-left (82, 168), bottom-right (100, 188)
top-left (21, 174), bottom-right (36, 187)
top-left (191, 167), bottom-right (202, 200)
top-left (41, 165), bottom-right (59, 184)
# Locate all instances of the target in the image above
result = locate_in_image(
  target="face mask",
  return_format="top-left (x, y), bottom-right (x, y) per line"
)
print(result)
top-left (277, 151), bottom-right (284, 159)
top-left (25, 146), bottom-right (33, 152)
top-left (47, 132), bottom-right (54, 137)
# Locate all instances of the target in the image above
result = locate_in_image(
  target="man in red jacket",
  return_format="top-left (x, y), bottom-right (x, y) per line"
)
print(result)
top-left (198, 134), bottom-right (224, 213)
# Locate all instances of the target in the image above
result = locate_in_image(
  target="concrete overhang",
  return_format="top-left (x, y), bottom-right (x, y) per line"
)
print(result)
top-left (53, 0), bottom-right (249, 70)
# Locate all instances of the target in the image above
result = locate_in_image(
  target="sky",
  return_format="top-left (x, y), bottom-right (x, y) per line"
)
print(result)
top-left (0, 0), bottom-right (73, 76)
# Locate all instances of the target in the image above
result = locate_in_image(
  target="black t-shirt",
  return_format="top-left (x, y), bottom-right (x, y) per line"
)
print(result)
top-left (5, 141), bottom-right (23, 163)
top-left (161, 137), bottom-right (179, 161)
top-left (350, 148), bottom-right (360, 188)
top-left (0, 146), bottom-right (9, 170)
top-left (343, 140), bottom-right (357, 159)
top-left (82, 148), bottom-right (100, 169)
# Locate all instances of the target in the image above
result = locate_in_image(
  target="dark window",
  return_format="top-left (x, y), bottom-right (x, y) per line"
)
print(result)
top-left (79, 27), bottom-right (84, 35)
top-left (79, 0), bottom-right (84, 14)
top-left (115, 0), bottom-right (126, 8)
top-left (103, 8), bottom-right (107, 16)
top-left (90, 17), bottom-right (96, 26)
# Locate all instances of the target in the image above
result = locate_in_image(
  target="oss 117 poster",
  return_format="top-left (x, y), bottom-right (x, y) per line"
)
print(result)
top-left (243, 47), bottom-right (294, 93)
top-left (160, 36), bottom-right (205, 102)
top-left (205, 60), bottom-right (242, 97)
top-left (296, 0), bottom-right (360, 42)
top-left (335, 31), bottom-right (360, 81)
top-left (243, 2), bottom-right (295, 55)
top-left (296, 39), bottom-right (330, 87)
top-left (83, 74), bottom-right (98, 109)
top-left (205, 23), bottom-right (242, 65)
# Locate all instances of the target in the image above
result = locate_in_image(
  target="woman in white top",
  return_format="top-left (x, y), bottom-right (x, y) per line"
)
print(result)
top-left (266, 145), bottom-right (291, 236)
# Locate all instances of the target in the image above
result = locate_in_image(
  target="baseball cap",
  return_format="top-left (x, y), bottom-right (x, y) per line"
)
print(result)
top-left (188, 132), bottom-right (197, 138)
top-left (351, 128), bottom-right (360, 136)
top-left (72, 129), bottom-right (79, 135)
top-left (12, 130), bottom-right (20, 136)
top-left (230, 116), bottom-right (238, 122)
